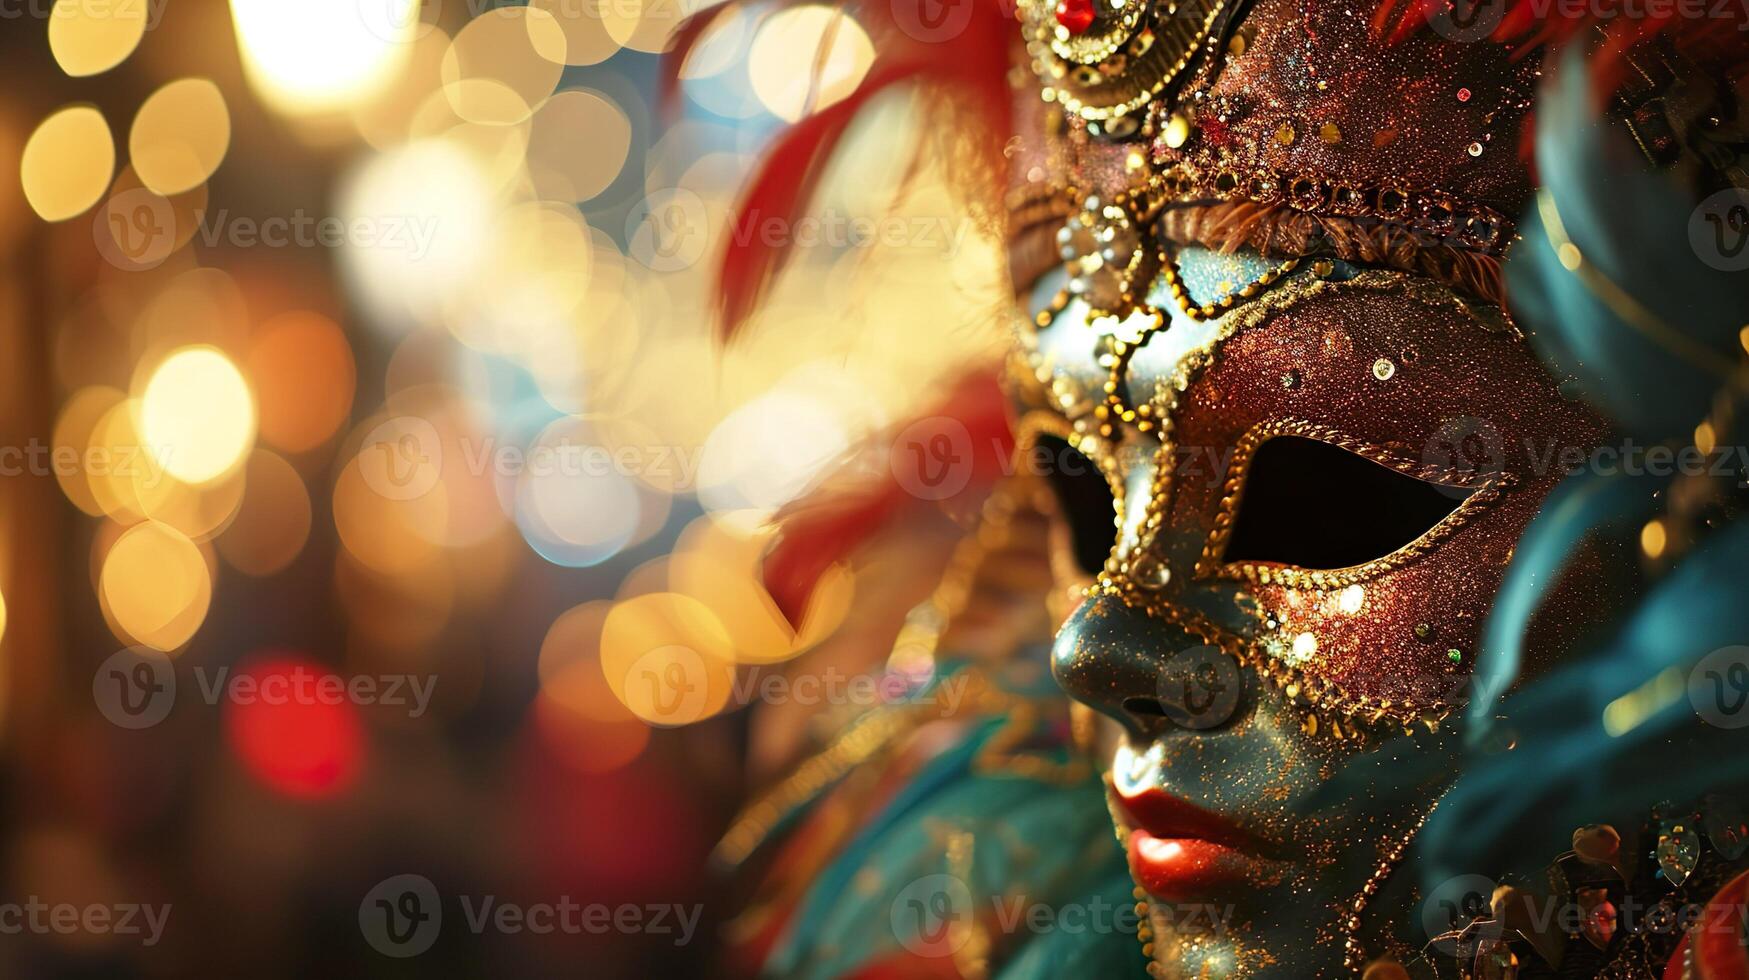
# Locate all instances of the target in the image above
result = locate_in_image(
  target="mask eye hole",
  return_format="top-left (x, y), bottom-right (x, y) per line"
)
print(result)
top-left (1034, 434), bottom-right (1118, 576)
top-left (1222, 436), bottom-right (1471, 570)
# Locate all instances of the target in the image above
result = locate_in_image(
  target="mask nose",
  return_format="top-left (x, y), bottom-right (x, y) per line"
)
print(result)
top-left (1051, 592), bottom-right (1249, 738)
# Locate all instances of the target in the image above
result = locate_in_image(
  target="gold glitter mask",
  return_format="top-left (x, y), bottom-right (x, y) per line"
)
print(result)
top-left (1018, 245), bottom-right (1613, 730)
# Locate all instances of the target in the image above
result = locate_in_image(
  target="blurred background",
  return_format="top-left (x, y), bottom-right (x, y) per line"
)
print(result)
top-left (0, 0), bottom-right (1011, 975)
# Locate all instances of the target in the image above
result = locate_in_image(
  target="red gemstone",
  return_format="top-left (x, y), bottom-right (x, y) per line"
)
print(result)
top-left (1056, 0), bottom-right (1095, 34)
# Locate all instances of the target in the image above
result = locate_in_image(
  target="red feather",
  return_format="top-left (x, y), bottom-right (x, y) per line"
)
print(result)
top-left (655, 6), bottom-right (726, 115)
top-left (664, 0), bottom-right (1017, 344)
top-left (1374, 0), bottom-right (1748, 81)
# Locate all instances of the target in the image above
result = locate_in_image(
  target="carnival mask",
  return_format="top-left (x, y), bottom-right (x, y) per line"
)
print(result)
top-left (1004, 0), bottom-right (1628, 972)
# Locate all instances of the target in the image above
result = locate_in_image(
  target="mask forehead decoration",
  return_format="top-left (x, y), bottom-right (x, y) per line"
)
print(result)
top-left (1017, 0), bottom-right (1231, 126)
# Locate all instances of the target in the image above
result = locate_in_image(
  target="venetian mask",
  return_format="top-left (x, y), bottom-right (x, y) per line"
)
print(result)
top-left (1003, 0), bottom-right (1631, 973)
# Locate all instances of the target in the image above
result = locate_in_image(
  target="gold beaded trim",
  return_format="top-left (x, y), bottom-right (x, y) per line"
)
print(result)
top-left (1195, 417), bottom-right (1517, 590)
top-left (1004, 181), bottom-right (1078, 230)
top-left (1065, 187), bottom-right (1163, 322)
top-left (1156, 248), bottom-right (1301, 322)
top-left (1341, 792), bottom-right (1448, 974)
top-left (1105, 270), bottom-right (1351, 571)
top-left (1094, 251), bottom-right (1303, 433)
top-left (1091, 577), bottom-right (1453, 732)
top-left (1023, 0), bottom-right (1234, 121)
top-left (1152, 161), bottom-right (1513, 252)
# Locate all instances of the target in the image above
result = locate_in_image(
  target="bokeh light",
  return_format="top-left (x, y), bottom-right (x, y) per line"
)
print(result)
top-left (514, 415), bottom-right (642, 567)
top-left (139, 346), bottom-right (257, 484)
top-left (536, 601), bottom-right (650, 772)
top-left (246, 311), bottom-right (356, 454)
top-left (217, 450), bottom-right (312, 576)
top-left (697, 387), bottom-right (851, 531)
top-left (53, 385), bottom-right (125, 516)
top-left (525, 89), bottom-right (632, 204)
top-left (223, 653), bottom-right (365, 798)
top-left (599, 593), bottom-right (737, 727)
top-left (20, 105), bottom-right (114, 221)
top-left (748, 6), bottom-right (873, 123)
top-left (602, 0), bottom-right (703, 55)
top-left (48, 0), bottom-right (149, 77)
top-left (530, 0), bottom-right (625, 66)
top-left (98, 521), bottom-right (212, 651)
top-left (128, 78), bottom-right (231, 196)
top-left (338, 138), bottom-right (494, 329)
top-left (440, 6), bottom-right (566, 125)
top-left (230, 0), bottom-right (418, 117)
top-left (332, 445), bottom-right (449, 575)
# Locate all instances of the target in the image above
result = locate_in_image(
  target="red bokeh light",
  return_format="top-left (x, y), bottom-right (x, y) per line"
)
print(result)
top-left (223, 653), bottom-right (365, 798)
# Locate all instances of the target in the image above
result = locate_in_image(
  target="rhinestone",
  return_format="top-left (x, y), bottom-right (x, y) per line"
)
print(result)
top-left (1055, 0), bottom-right (1096, 34)
top-left (1275, 121), bottom-right (1297, 145)
top-left (1164, 112), bottom-right (1194, 149)
top-left (1371, 357), bottom-right (1396, 381)
top-left (1467, 141), bottom-right (1484, 157)
top-left (1112, 116), bottom-right (1141, 139)
top-left (1132, 557), bottom-right (1170, 589)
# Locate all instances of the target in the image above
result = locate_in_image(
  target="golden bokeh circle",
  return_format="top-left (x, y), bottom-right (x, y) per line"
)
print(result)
top-left (247, 311), bottom-right (357, 454)
top-left (138, 346), bottom-right (257, 485)
top-left (599, 592), bottom-right (737, 726)
top-left (217, 450), bottom-right (312, 576)
top-left (99, 521), bottom-right (213, 652)
top-left (21, 106), bottom-right (115, 221)
top-left (48, 0), bottom-right (149, 77)
top-left (129, 78), bottom-right (231, 196)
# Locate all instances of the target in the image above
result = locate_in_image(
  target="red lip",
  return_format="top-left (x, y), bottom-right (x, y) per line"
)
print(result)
top-left (1114, 784), bottom-right (1273, 900)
